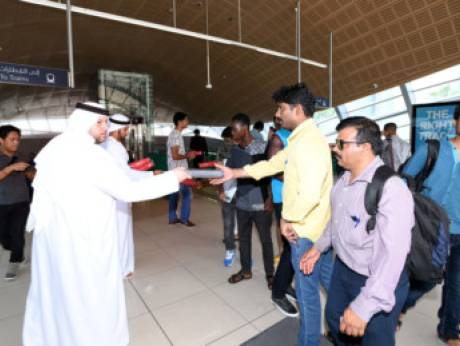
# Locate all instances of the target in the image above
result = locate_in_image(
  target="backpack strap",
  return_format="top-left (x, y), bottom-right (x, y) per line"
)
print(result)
top-left (414, 139), bottom-right (440, 192)
top-left (364, 165), bottom-right (396, 233)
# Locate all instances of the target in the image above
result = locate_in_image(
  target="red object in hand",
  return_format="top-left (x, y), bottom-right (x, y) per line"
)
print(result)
top-left (193, 151), bottom-right (203, 156)
top-left (198, 161), bottom-right (216, 168)
top-left (182, 179), bottom-right (200, 188)
top-left (129, 158), bottom-right (154, 171)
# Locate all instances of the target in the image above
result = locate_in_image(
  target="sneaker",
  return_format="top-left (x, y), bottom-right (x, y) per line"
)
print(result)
top-left (285, 286), bottom-right (297, 302)
top-left (224, 250), bottom-right (236, 267)
top-left (181, 220), bottom-right (196, 227)
top-left (4, 262), bottom-right (20, 281)
top-left (272, 297), bottom-right (299, 318)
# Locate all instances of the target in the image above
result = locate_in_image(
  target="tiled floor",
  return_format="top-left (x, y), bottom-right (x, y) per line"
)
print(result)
top-left (0, 195), bottom-right (448, 345)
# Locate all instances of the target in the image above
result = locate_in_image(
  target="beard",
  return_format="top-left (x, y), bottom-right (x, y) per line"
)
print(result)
top-left (95, 133), bottom-right (107, 144)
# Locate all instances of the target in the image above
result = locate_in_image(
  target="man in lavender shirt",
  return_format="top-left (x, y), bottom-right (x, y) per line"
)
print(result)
top-left (301, 117), bottom-right (414, 346)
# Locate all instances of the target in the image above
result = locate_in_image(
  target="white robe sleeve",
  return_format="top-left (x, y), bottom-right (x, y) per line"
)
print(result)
top-left (91, 149), bottom-right (179, 203)
top-left (126, 168), bottom-right (153, 181)
top-left (104, 137), bottom-right (155, 182)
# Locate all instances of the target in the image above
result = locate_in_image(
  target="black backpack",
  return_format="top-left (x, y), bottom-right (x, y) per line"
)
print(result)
top-left (365, 140), bottom-right (450, 284)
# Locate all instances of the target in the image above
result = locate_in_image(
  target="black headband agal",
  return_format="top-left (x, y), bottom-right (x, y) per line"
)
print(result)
top-left (109, 117), bottom-right (131, 125)
top-left (75, 102), bottom-right (110, 116)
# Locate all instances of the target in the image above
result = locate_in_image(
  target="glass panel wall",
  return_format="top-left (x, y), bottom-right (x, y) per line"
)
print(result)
top-left (406, 64), bottom-right (460, 104)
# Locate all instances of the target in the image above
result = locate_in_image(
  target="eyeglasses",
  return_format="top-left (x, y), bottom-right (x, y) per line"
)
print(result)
top-left (335, 139), bottom-right (367, 150)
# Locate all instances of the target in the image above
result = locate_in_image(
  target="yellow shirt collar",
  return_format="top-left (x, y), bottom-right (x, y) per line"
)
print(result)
top-left (288, 118), bottom-right (314, 143)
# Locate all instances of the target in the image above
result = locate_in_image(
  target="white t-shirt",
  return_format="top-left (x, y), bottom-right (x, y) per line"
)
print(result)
top-left (167, 129), bottom-right (188, 170)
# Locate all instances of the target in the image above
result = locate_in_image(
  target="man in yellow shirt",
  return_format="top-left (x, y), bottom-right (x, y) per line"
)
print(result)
top-left (212, 82), bottom-right (333, 346)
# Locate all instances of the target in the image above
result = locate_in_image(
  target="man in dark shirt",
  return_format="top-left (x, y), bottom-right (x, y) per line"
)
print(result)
top-left (226, 113), bottom-right (274, 288)
top-left (0, 125), bottom-right (34, 280)
top-left (189, 129), bottom-right (208, 168)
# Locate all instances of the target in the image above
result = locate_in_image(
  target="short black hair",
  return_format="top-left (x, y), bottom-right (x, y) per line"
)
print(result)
top-left (221, 126), bottom-right (232, 139)
top-left (193, 129), bottom-right (200, 135)
top-left (231, 113), bottom-right (251, 129)
top-left (0, 125), bottom-right (21, 139)
top-left (173, 112), bottom-right (188, 126)
top-left (454, 105), bottom-right (460, 120)
top-left (272, 82), bottom-right (316, 117)
top-left (383, 122), bottom-right (397, 131)
top-left (253, 120), bottom-right (264, 131)
top-left (336, 116), bottom-right (383, 156)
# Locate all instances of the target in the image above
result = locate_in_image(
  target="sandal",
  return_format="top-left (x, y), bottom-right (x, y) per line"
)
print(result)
top-left (228, 270), bottom-right (252, 284)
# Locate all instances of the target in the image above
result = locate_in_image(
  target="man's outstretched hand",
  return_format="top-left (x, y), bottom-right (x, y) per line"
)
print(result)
top-left (209, 163), bottom-right (235, 185)
top-left (172, 167), bottom-right (192, 182)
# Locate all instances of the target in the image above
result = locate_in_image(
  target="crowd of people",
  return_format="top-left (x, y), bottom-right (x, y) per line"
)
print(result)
top-left (207, 83), bottom-right (459, 346)
top-left (0, 81), bottom-right (458, 346)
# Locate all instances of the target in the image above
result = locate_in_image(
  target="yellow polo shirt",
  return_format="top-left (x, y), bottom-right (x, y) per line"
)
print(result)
top-left (244, 118), bottom-right (332, 241)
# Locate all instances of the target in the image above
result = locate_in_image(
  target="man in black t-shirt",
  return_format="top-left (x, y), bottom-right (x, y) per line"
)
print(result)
top-left (226, 113), bottom-right (274, 289)
top-left (0, 125), bottom-right (35, 280)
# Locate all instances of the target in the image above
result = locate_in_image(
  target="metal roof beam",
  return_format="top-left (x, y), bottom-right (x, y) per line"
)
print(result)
top-left (19, 0), bottom-right (328, 69)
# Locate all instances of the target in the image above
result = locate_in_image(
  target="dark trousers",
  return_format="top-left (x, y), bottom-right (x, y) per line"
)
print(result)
top-left (438, 234), bottom-right (460, 340)
top-left (221, 200), bottom-right (236, 251)
top-left (402, 235), bottom-right (460, 341)
top-left (168, 183), bottom-right (192, 223)
top-left (271, 203), bottom-right (295, 299)
top-left (237, 208), bottom-right (274, 277)
top-left (326, 258), bottom-right (409, 346)
top-left (0, 201), bottom-right (29, 263)
top-left (401, 279), bottom-right (436, 313)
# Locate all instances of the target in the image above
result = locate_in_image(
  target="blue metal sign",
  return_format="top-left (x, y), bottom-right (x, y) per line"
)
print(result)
top-left (411, 101), bottom-right (459, 152)
top-left (0, 61), bottom-right (69, 88)
top-left (315, 96), bottom-right (330, 109)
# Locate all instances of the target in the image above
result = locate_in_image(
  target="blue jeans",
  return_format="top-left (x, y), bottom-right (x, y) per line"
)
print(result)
top-left (438, 234), bottom-right (460, 341)
top-left (168, 184), bottom-right (191, 223)
top-left (402, 279), bottom-right (436, 314)
top-left (290, 237), bottom-right (333, 346)
top-left (326, 258), bottom-right (409, 346)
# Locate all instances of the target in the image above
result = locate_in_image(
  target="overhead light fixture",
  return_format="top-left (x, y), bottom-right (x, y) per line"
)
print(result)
top-left (237, 0), bottom-right (242, 42)
top-left (172, 0), bottom-right (176, 27)
top-left (204, 0), bottom-right (212, 90)
top-left (18, 0), bottom-right (327, 69)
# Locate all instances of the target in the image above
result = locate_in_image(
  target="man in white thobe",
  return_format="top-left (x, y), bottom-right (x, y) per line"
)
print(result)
top-left (22, 102), bottom-right (189, 346)
top-left (102, 113), bottom-right (150, 278)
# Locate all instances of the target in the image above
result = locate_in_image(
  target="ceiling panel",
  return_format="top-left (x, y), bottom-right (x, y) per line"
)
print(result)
top-left (0, 0), bottom-right (459, 125)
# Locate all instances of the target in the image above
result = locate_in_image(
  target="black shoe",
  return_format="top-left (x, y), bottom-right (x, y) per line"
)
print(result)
top-left (437, 330), bottom-right (448, 343)
top-left (168, 219), bottom-right (180, 225)
top-left (285, 286), bottom-right (297, 302)
top-left (272, 297), bottom-right (298, 318)
top-left (324, 331), bottom-right (335, 344)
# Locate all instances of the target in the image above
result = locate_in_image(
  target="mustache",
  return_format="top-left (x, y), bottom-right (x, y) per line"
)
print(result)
top-left (334, 152), bottom-right (342, 160)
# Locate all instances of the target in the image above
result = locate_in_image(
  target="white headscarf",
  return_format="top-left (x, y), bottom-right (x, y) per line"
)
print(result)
top-left (108, 113), bottom-right (130, 133)
top-left (34, 102), bottom-right (108, 168)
